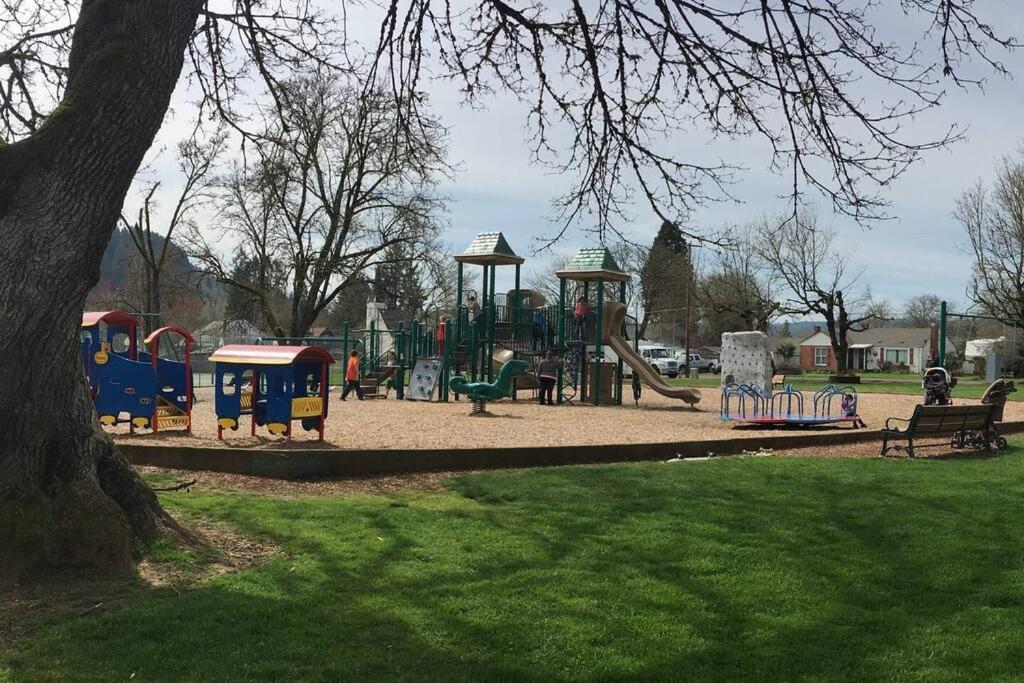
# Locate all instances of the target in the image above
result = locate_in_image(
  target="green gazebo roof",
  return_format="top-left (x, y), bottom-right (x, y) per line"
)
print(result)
top-left (454, 231), bottom-right (525, 266)
top-left (555, 246), bottom-right (629, 282)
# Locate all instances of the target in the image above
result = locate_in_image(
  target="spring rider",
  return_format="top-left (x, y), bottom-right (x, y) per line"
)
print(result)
top-left (450, 359), bottom-right (530, 415)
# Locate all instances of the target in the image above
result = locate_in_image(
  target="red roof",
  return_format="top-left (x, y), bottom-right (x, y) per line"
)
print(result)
top-left (82, 311), bottom-right (140, 328)
top-left (208, 344), bottom-right (335, 366)
top-left (144, 326), bottom-right (196, 345)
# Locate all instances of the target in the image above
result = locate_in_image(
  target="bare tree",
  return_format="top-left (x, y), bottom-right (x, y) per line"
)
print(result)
top-left (118, 125), bottom-right (224, 330)
top-left (187, 74), bottom-right (449, 338)
top-left (698, 229), bottom-right (780, 339)
top-left (755, 213), bottom-right (882, 373)
top-left (903, 294), bottom-right (944, 327)
top-left (957, 151), bottom-right (1024, 325)
top-left (373, 1), bottom-right (1019, 242)
top-left (0, 0), bottom-right (1016, 579)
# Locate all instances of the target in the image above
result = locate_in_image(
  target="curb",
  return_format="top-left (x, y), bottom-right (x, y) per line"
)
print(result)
top-left (120, 421), bottom-right (1024, 480)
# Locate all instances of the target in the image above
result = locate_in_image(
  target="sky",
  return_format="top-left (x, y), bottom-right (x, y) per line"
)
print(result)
top-left (133, 1), bottom-right (1024, 318)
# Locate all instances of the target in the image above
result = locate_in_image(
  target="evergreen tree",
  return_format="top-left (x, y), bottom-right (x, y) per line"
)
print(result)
top-left (638, 221), bottom-right (692, 341)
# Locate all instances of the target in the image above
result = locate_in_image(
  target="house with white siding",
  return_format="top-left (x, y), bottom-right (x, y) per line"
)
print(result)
top-left (798, 325), bottom-right (954, 373)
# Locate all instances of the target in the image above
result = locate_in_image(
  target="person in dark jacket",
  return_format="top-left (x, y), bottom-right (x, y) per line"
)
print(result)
top-left (536, 350), bottom-right (563, 406)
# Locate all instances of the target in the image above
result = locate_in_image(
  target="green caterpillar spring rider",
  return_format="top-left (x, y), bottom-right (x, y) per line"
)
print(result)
top-left (450, 359), bottom-right (530, 415)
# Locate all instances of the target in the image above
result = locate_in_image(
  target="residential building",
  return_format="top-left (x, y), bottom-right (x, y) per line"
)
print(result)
top-left (797, 324), bottom-right (954, 373)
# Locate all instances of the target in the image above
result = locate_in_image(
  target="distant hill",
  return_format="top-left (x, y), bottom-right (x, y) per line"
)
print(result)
top-left (94, 228), bottom-right (192, 290)
top-left (90, 228), bottom-right (225, 314)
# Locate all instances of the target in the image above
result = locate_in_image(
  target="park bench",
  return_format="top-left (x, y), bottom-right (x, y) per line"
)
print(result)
top-left (881, 404), bottom-right (1001, 458)
top-left (771, 374), bottom-right (787, 389)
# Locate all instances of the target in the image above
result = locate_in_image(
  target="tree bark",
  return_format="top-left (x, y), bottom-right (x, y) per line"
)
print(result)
top-left (0, 1), bottom-right (203, 582)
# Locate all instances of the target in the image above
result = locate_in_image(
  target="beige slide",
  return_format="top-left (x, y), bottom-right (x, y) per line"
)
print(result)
top-left (602, 302), bottom-right (702, 407)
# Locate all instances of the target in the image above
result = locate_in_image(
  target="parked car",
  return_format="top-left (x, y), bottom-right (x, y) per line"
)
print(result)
top-left (636, 345), bottom-right (679, 378)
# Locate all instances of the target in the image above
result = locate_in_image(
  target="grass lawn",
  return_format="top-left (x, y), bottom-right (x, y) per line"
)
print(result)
top-left (6, 448), bottom-right (1024, 680)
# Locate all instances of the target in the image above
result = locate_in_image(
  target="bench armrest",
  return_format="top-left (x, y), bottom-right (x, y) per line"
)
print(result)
top-left (885, 416), bottom-right (911, 431)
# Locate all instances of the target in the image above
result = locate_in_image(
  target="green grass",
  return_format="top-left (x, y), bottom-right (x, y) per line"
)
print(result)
top-left (6, 449), bottom-right (1024, 680)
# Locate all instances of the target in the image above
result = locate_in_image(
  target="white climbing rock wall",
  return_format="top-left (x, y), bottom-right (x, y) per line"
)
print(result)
top-left (720, 332), bottom-right (773, 390)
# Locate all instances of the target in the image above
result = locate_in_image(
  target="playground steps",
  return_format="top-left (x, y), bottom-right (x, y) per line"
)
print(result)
top-left (360, 365), bottom-right (397, 399)
top-left (155, 398), bottom-right (188, 429)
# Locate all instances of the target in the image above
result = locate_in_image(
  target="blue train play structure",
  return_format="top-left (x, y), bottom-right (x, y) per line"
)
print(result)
top-left (720, 382), bottom-right (866, 428)
top-left (80, 311), bottom-right (194, 432)
top-left (209, 344), bottom-right (335, 440)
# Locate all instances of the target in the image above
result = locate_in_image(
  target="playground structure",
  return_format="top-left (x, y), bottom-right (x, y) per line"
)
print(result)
top-left (209, 345), bottom-right (334, 440)
top-left (715, 329), bottom-right (863, 428)
top-left (307, 234), bottom-right (704, 409)
top-left (601, 302), bottom-right (701, 406)
top-left (81, 311), bottom-right (194, 433)
top-left (82, 232), bottom-right (706, 445)
top-left (720, 382), bottom-right (865, 428)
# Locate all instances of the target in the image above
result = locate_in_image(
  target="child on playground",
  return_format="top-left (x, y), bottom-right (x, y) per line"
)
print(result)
top-left (573, 296), bottom-right (589, 339)
top-left (340, 350), bottom-right (364, 401)
top-left (532, 309), bottom-right (546, 351)
top-left (466, 295), bottom-right (481, 321)
top-left (436, 315), bottom-right (447, 358)
top-left (537, 350), bottom-right (562, 406)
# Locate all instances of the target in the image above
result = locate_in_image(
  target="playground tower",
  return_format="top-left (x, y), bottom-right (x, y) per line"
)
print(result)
top-left (454, 232), bottom-right (525, 383)
top-left (554, 247), bottom-right (630, 405)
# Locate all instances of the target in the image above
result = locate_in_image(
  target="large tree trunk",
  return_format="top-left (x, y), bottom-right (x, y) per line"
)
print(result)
top-left (0, 1), bottom-right (203, 582)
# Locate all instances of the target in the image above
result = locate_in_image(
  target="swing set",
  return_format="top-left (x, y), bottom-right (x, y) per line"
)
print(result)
top-left (939, 301), bottom-right (1023, 376)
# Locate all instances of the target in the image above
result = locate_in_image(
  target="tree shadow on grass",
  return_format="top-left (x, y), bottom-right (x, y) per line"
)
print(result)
top-left (7, 453), bottom-right (1024, 680)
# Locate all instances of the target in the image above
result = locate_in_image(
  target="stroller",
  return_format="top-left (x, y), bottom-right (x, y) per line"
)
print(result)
top-left (950, 378), bottom-right (1015, 452)
top-left (922, 367), bottom-right (957, 406)
top-left (981, 378), bottom-right (1017, 422)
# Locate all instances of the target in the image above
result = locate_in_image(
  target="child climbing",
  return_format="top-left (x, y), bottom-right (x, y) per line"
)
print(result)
top-left (532, 309), bottom-right (546, 351)
top-left (573, 296), bottom-right (589, 340)
top-left (466, 295), bottom-right (481, 321)
top-left (537, 350), bottom-right (562, 406)
top-left (340, 349), bottom-right (364, 401)
top-left (436, 314), bottom-right (447, 358)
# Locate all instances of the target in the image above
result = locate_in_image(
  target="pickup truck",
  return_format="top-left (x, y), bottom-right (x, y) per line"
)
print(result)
top-left (678, 353), bottom-right (720, 374)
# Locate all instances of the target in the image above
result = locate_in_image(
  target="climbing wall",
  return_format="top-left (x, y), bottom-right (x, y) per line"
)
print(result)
top-left (720, 332), bottom-right (773, 390)
top-left (407, 358), bottom-right (442, 401)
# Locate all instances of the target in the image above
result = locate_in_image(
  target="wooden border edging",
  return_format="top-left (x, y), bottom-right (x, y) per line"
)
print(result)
top-left (120, 420), bottom-right (1024, 480)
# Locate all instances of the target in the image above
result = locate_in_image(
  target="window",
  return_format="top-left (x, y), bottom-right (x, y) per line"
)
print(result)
top-left (886, 348), bottom-right (909, 366)
top-left (111, 333), bottom-right (130, 354)
top-left (222, 372), bottom-right (236, 396)
top-left (814, 347), bottom-right (829, 367)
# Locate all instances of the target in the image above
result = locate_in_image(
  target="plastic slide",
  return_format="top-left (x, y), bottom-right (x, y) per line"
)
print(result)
top-left (602, 302), bottom-right (702, 407)
top-left (493, 347), bottom-right (538, 389)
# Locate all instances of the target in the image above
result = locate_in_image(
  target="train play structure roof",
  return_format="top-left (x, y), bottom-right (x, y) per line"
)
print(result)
top-left (208, 344), bottom-right (336, 366)
top-left (82, 311), bottom-right (140, 328)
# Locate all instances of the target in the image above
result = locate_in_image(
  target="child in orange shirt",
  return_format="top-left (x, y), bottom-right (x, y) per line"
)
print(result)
top-left (340, 349), bottom-right (364, 401)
